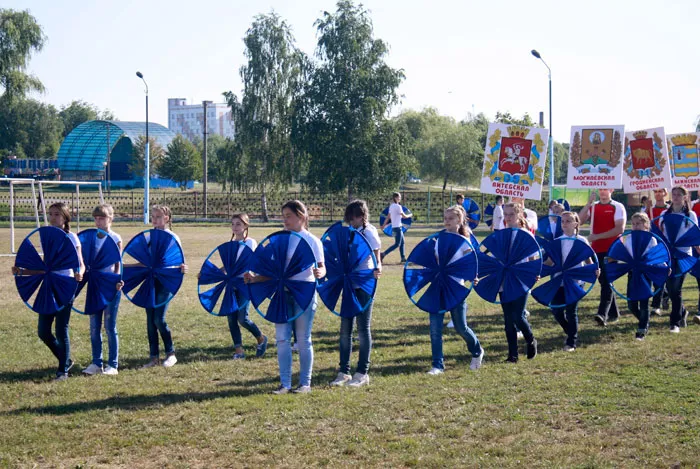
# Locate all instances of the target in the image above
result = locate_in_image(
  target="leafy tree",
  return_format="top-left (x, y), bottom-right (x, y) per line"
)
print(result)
top-left (193, 133), bottom-right (226, 183)
top-left (58, 100), bottom-right (117, 138)
top-left (0, 9), bottom-right (46, 102)
top-left (224, 12), bottom-right (304, 221)
top-left (0, 98), bottom-right (62, 157)
top-left (159, 135), bottom-right (202, 189)
top-left (295, 0), bottom-right (409, 200)
top-left (128, 135), bottom-right (164, 178)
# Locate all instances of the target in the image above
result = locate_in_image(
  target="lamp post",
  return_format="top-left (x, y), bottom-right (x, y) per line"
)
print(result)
top-left (531, 49), bottom-right (554, 202)
top-left (136, 71), bottom-right (150, 224)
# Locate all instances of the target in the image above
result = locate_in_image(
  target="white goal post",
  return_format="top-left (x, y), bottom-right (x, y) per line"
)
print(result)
top-left (3, 178), bottom-right (41, 255)
top-left (38, 181), bottom-right (104, 232)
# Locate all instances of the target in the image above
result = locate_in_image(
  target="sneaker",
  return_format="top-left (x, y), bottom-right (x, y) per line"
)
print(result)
top-left (504, 356), bottom-right (518, 363)
top-left (140, 358), bottom-right (160, 369)
top-left (347, 373), bottom-right (370, 387)
top-left (291, 342), bottom-right (299, 353)
top-left (526, 339), bottom-right (538, 360)
top-left (607, 317), bottom-right (619, 324)
top-left (53, 373), bottom-right (68, 382)
top-left (103, 366), bottom-right (118, 375)
top-left (594, 315), bottom-right (607, 327)
top-left (693, 315), bottom-right (700, 325)
top-left (470, 348), bottom-right (485, 371)
top-left (233, 353), bottom-right (245, 360)
top-left (563, 345), bottom-right (576, 352)
top-left (446, 320), bottom-right (455, 329)
top-left (256, 336), bottom-right (269, 358)
top-left (427, 367), bottom-right (444, 375)
top-left (293, 385), bottom-right (312, 394)
top-left (82, 363), bottom-right (103, 375)
top-left (330, 372), bottom-right (352, 387)
top-left (516, 331), bottom-right (524, 340)
top-left (162, 354), bottom-right (177, 367)
top-left (272, 386), bottom-right (291, 395)
top-left (525, 310), bottom-right (531, 318)
top-left (635, 332), bottom-right (646, 341)
top-left (669, 326), bottom-right (680, 333)
top-left (681, 309), bottom-right (689, 328)
top-left (653, 308), bottom-right (662, 316)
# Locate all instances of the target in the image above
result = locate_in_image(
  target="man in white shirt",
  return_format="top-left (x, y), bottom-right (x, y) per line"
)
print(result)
top-left (381, 192), bottom-right (412, 263)
top-left (492, 195), bottom-right (505, 231)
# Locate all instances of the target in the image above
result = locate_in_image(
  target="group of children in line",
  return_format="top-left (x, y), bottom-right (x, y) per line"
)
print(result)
top-left (11, 186), bottom-right (700, 392)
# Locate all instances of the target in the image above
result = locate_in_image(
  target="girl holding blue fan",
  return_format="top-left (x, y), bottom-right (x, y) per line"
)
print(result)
top-left (12, 202), bottom-right (85, 381)
top-left (82, 204), bottom-right (124, 376)
top-left (228, 213), bottom-right (268, 360)
top-left (330, 200), bottom-right (382, 388)
top-left (245, 200), bottom-right (325, 394)
top-left (426, 205), bottom-right (483, 375)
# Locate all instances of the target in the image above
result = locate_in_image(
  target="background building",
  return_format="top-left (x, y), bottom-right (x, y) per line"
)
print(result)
top-left (167, 98), bottom-right (235, 141)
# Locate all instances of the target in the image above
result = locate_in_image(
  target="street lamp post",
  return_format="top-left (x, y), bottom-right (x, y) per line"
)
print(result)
top-left (531, 49), bottom-right (554, 202)
top-left (136, 71), bottom-right (149, 224)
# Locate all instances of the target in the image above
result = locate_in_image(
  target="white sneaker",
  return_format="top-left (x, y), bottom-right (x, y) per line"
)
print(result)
top-left (427, 368), bottom-right (444, 375)
top-left (525, 310), bottom-right (531, 318)
top-left (653, 308), bottom-right (662, 316)
top-left (272, 386), bottom-right (291, 395)
top-left (347, 373), bottom-right (370, 387)
top-left (330, 372), bottom-right (352, 387)
top-left (162, 354), bottom-right (178, 367)
top-left (292, 385), bottom-right (312, 394)
top-left (446, 320), bottom-right (455, 328)
top-left (669, 326), bottom-right (680, 334)
top-left (516, 331), bottom-right (524, 340)
top-left (694, 315), bottom-right (700, 326)
top-left (140, 358), bottom-right (160, 369)
top-left (82, 363), bottom-right (103, 375)
top-left (470, 348), bottom-right (484, 371)
top-left (103, 366), bottom-right (118, 375)
top-left (563, 345), bottom-right (576, 352)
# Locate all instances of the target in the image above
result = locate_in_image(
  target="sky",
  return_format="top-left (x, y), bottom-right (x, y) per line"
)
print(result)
top-left (5, 0), bottom-right (700, 142)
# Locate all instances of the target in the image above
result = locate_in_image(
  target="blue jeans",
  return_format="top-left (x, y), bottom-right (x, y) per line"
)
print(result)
top-left (551, 287), bottom-right (579, 347)
top-left (145, 284), bottom-right (174, 358)
top-left (275, 295), bottom-right (317, 388)
top-left (37, 303), bottom-right (72, 375)
top-left (90, 291), bottom-right (121, 368)
top-left (429, 299), bottom-right (481, 370)
top-left (228, 291), bottom-right (262, 348)
top-left (500, 293), bottom-right (534, 359)
top-left (666, 272), bottom-right (686, 328)
top-left (339, 289), bottom-right (373, 375)
top-left (382, 227), bottom-right (405, 260)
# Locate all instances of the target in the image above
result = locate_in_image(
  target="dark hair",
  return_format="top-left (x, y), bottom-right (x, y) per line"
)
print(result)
top-left (456, 193), bottom-right (464, 200)
top-left (344, 200), bottom-right (369, 228)
top-left (495, 195), bottom-right (503, 204)
top-left (92, 203), bottom-right (115, 219)
top-left (640, 196), bottom-right (648, 204)
top-left (392, 192), bottom-right (401, 202)
top-left (48, 202), bottom-right (71, 233)
top-left (282, 200), bottom-right (309, 229)
top-left (664, 186), bottom-right (690, 226)
top-left (230, 212), bottom-right (250, 241)
top-left (152, 204), bottom-right (173, 230)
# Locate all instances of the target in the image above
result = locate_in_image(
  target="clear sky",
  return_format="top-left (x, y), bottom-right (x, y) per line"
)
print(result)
top-left (6, 0), bottom-right (700, 142)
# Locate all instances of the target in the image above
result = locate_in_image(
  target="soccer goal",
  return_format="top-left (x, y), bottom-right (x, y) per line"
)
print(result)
top-left (2, 178), bottom-right (41, 256)
top-left (37, 181), bottom-right (104, 231)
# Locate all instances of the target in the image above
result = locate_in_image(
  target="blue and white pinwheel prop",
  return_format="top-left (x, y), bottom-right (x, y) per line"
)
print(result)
top-left (379, 205), bottom-right (413, 237)
top-left (198, 241), bottom-right (253, 316)
top-left (532, 237), bottom-right (598, 307)
top-left (537, 215), bottom-right (563, 242)
top-left (73, 228), bottom-right (122, 315)
top-left (248, 231), bottom-right (317, 324)
top-left (14, 226), bottom-right (80, 315)
top-left (122, 229), bottom-right (185, 309)
top-left (604, 230), bottom-right (671, 301)
top-left (403, 231), bottom-right (478, 314)
top-left (484, 204), bottom-right (494, 228)
top-left (474, 228), bottom-right (542, 304)
top-left (650, 213), bottom-right (700, 277)
top-left (317, 222), bottom-right (378, 318)
top-left (462, 198), bottom-right (481, 230)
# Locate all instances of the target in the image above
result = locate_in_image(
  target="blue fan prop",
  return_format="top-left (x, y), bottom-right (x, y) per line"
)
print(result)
top-left (484, 204), bottom-right (494, 228)
top-left (537, 215), bottom-right (563, 242)
top-left (73, 228), bottom-right (122, 315)
top-left (198, 241), bottom-right (254, 316)
top-left (469, 233), bottom-right (479, 249)
top-left (691, 250), bottom-right (700, 279)
top-left (474, 228), bottom-right (543, 304)
top-left (462, 198), bottom-right (481, 230)
top-left (604, 230), bottom-right (671, 301)
top-left (247, 231), bottom-right (317, 324)
top-left (532, 237), bottom-right (599, 307)
top-left (14, 226), bottom-right (80, 315)
top-left (379, 205), bottom-right (413, 237)
top-left (403, 231), bottom-right (478, 314)
top-left (317, 222), bottom-right (378, 318)
top-left (121, 229), bottom-right (185, 309)
top-left (556, 199), bottom-right (571, 211)
top-left (650, 213), bottom-right (700, 277)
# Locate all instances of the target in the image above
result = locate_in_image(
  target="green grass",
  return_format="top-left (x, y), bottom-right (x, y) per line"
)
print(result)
top-left (1, 225), bottom-right (699, 468)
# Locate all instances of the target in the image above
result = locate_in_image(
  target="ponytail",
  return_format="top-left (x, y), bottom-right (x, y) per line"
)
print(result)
top-left (230, 213), bottom-right (250, 241)
top-left (152, 204), bottom-right (173, 230)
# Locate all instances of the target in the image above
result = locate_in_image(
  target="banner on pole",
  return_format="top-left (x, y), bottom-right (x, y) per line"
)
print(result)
top-left (666, 132), bottom-right (700, 191)
top-left (622, 127), bottom-right (672, 193)
top-left (480, 123), bottom-right (549, 201)
top-left (567, 125), bottom-right (624, 189)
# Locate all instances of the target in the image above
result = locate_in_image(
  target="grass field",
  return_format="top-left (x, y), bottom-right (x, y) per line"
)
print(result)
top-left (1, 224), bottom-right (699, 468)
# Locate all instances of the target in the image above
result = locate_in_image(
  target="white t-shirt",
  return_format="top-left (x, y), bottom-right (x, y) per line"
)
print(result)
top-left (94, 230), bottom-right (122, 273)
top-left (661, 210), bottom-right (698, 257)
top-left (524, 209), bottom-right (538, 232)
top-left (287, 229), bottom-right (324, 282)
top-left (388, 203), bottom-right (404, 229)
top-left (493, 205), bottom-right (505, 230)
top-left (56, 231), bottom-right (82, 277)
top-left (356, 224), bottom-right (381, 272)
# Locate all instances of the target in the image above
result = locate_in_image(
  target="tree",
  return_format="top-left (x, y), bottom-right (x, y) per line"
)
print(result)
top-left (193, 133), bottom-right (226, 183)
top-left (0, 98), bottom-right (63, 157)
top-left (128, 135), bottom-right (165, 178)
top-left (159, 135), bottom-right (202, 189)
top-left (494, 111), bottom-right (538, 127)
top-left (58, 100), bottom-right (117, 138)
top-left (224, 12), bottom-right (305, 221)
top-left (295, 0), bottom-right (409, 200)
top-left (0, 9), bottom-right (46, 102)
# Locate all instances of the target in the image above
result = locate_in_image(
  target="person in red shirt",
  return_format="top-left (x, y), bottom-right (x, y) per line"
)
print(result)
top-left (646, 189), bottom-right (670, 314)
top-left (579, 189), bottom-right (627, 326)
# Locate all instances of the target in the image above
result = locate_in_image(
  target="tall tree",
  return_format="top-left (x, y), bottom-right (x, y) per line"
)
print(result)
top-left (58, 100), bottom-right (116, 138)
top-left (159, 135), bottom-right (202, 190)
top-left (0, 98), bottom-right (62, 158)
top-left (0, 9), bottom-right (46, 102)
top-left (224, 12), bottom-right (304, 221)
top-left (296, 0), bottom-right (409, 200)
top-left (128, 135), bottom-right (165, 179)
